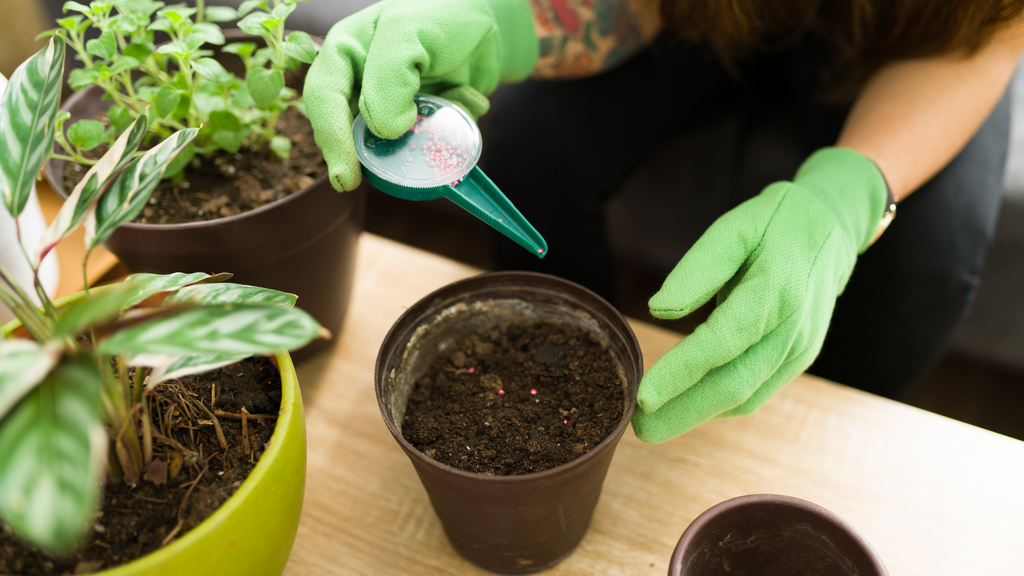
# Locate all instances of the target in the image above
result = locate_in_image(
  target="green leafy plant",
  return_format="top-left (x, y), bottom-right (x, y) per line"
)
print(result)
top-left (0, 35), bottom-right (325, 555)
top-left (40, 0), bottom-right (317, 174)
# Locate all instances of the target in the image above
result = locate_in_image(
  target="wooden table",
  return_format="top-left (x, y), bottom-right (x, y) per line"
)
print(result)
top-left (285, 233), bottom-right (1024, 576)
top-left (38, 197), bottom-right (1021, 576)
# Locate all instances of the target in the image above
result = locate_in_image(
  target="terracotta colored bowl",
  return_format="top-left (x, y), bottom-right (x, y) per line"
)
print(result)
top-left (669, 494), bottom-right (888, 576)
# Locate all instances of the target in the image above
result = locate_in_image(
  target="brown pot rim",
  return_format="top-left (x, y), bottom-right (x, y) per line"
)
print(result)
top-left (45, 29), bottom-right (334, 232)
top-left (375, 270), bottom-right (642, 483)
top-left (670, 493), bottom-right (889, 576)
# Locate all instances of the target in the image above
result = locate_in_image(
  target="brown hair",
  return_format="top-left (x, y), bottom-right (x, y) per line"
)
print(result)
top-left (660, 0), bottom-right (1024, 97)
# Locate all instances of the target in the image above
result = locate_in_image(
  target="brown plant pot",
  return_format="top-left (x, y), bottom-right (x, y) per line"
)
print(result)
top-left (43, 32), bottom-right (364, 361)
top-left (375, 271), bottom-right (643, 574)
top-left (668, 494), bottom-right (888, 576)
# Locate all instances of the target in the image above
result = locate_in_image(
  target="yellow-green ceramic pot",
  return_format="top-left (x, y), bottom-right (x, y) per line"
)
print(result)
top-left (2, 297), bottom-right (307, 576)
top-left (94, 352), bottom-right (306, 576)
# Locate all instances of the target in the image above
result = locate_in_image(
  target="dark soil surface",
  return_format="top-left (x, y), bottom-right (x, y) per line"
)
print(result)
top-left (62, 106), bottom-right (327, 225)
top-left (0, 356), bottom-right (282, 576)
top-left (402, 321), bottom-right (625, 475)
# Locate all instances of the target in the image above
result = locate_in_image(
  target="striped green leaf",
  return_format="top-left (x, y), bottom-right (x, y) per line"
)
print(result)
top-left (0, 354), bottom-right (106, 555)
top-left (165, 283), bottom-right (297, 309)
top-left (37, 112), bottom-right (149, 263)
top-left (84, 127), bottom-right (198, 249)
top-left (50, 283), bottom-right (136, 340)
top-left (131, 351), bottom-right (253, 388)
top-left (0, 35), bottom-right (65, 219)
top-left (121, 272), bottom-right (232, 308)
top-left (0, 339), bottom-right (59, 421)
top-left (97, 304), bottom-right (325, 357)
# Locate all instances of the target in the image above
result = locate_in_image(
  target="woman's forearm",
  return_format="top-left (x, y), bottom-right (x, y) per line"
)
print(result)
top-left (529, 0), bottom-right (662, 79)
top-left (836, 19), bottom-right (1024, 200)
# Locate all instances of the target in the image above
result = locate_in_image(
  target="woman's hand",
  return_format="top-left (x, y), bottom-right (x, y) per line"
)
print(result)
top-left (303, 0), bottom-right (538, 192)
top-left (631, 148), bottom-right (888, 443)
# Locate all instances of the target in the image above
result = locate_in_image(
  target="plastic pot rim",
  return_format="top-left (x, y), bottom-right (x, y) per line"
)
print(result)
top-left (669, 493), bottom-right (889, 576)
top-left (375, 270), bottom-right (641, 483)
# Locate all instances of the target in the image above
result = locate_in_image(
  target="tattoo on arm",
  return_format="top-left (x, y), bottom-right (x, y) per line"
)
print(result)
top-left (529, 0), bottom-right (662, 79)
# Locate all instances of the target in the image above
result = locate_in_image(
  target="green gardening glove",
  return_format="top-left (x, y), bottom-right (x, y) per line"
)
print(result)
top-left (631, 147), bottom-right (889, 443)
top-left (304, 0), bottom-right (538, 191)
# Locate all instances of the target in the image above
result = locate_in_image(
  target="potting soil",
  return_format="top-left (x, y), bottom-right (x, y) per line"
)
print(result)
top-left (62, 105), bottom-right (327, 225)
top-left (402, 320), bottom-right (625, 475)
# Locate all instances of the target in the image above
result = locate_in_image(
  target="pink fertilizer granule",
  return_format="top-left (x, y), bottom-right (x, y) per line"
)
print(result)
top-left (406, 113), bottom-right (469, 181)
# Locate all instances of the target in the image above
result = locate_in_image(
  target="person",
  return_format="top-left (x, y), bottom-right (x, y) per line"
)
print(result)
top-left (304, 0), bottom-right (1024, 443)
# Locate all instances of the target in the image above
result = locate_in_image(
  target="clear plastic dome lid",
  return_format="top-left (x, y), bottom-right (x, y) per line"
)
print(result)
top-left (353, 94), bottom-right (482, 189)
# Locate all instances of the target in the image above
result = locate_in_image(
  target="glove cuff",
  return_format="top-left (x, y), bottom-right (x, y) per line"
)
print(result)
top-left (480, 0), bottom-right (539, 82)
top-left (794, 147), bottom-right (889, 254)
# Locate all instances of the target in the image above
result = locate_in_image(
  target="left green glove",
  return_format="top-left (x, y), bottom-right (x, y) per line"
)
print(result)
top-left (631, 147), bottom-right (889, 443)
top-left (303, 0), bottom-right (538, 192)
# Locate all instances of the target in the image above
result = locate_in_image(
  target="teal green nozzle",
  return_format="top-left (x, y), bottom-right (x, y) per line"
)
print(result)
top-left (361, 166), bottom-right (548, 258)
top-left (353, 94), bottom-right (548, 258)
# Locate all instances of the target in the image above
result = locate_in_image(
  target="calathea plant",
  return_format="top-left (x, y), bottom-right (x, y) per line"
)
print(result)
top-left (0, 34), bottom-right (325, 555)
top-left (40, 0), bottom-right (318, 173)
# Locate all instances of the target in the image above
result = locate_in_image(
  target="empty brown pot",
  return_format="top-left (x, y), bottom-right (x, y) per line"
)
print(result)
top-left (375, 271), bottom-right (642, 574)
top-left (43, 32), bottom-right (364, 360)
top-left (669, 494), bottom-right (888, 576)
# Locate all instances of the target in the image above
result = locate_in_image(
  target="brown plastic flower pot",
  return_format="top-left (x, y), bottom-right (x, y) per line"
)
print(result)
top-left (43, 32), bottom-right (364, 361)
top-left (375, 271), bottom-right (643, 574)
top-left (669, 494), bottom-right (888, 576)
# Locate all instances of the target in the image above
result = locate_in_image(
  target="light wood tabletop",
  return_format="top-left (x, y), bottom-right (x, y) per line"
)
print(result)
top-left (286, 233), bottom-right (1024, 576)
top-left (37, 198), bottom-right (1022, 576)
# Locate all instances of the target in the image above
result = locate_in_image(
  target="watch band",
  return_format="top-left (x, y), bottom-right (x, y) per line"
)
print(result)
top-left (868, 184), bottom-right (898, 246)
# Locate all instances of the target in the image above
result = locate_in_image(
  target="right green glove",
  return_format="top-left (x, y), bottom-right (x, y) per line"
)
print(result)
top-left (631, 148), bottom-right (889, 443)
top-left (304, 0), bottom-right (538, 192)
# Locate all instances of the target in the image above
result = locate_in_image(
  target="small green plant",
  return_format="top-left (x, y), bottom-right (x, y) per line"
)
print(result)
top-left (40, 0), bottom-right (318, 175)
top-left (0, 35), bottom-right (325, 555)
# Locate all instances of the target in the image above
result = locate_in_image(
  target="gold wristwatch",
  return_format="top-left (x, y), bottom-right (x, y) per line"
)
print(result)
top-left (868, 185), bottom-right (898, 246)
